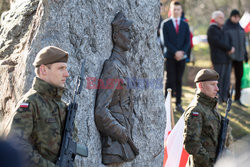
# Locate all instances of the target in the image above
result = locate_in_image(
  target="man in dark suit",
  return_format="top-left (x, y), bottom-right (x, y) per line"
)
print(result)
top-left (207, 11), bottom-right (235, 103)
top-left (161, 1), bottom-right (190, 112)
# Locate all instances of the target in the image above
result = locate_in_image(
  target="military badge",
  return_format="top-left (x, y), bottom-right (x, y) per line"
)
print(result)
top-left (192, 112), bottom-right (199, 116)
top-left (20, 102), bottom-right (29, 108)
top-left (16, 102), bottom-right (30, 113)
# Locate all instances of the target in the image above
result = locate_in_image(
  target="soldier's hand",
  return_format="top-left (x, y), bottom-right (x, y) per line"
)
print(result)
top-left (118, 128), bottom-right (128, 144)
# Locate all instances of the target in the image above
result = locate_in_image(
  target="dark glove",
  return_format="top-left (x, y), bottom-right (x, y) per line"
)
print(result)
top-left (245, 56), bottom-right (248, 63)
top-left (245, 51), bottom-right (248, 63)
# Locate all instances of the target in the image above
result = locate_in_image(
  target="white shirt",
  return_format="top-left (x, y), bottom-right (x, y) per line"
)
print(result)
top-left (171, 17), bottom-right (181, 28)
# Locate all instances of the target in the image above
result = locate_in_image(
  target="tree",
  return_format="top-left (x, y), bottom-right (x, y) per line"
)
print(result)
top-left (0, 0), bottom-right (10, 17)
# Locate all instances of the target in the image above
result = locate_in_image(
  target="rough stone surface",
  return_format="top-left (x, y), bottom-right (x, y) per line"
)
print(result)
top-left (0, 0), bottom-right (165, 166)
top-left (0, 0), bottom-right (40, 122)
top-left (0, 0), bottom-right (39, 59)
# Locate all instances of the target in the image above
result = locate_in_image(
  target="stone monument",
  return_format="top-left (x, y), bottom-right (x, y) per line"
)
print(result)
top-left (0, 0), bottom-right (165, 166)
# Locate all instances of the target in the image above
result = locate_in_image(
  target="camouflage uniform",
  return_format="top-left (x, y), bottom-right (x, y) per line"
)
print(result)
top-left (7, 77), bottom-right (69, 167)
top-left (183, 92), bottom-right (221, 167)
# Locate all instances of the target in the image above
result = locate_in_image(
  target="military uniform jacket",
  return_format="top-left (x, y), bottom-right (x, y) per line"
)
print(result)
top-left (7, 77), bottom-right (68, 167)
top-left (94, 50), bottom-right (136, 164)
top-left (183, 92), bottom-right (221, 167)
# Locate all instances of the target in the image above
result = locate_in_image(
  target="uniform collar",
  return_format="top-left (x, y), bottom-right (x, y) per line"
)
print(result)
top-left (32, 77), bottom-right (65, 100)
top-left (112, 48), bottom-right (128, 65)
top-left (196, 92), bottom-right (217, 109)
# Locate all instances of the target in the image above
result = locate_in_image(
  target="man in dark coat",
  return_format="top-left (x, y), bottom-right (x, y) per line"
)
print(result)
top-left (207, 10), bottom-right (235, 103)
top-left (224, 9), bottom-right (249, 105)
top-left (160, 1), bottom-right (190, 112)
top-left (94, 11), bottom-right (139, 165)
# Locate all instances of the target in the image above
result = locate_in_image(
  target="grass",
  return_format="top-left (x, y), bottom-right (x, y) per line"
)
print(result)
top-left (191, 43), bottom-right (212, 67)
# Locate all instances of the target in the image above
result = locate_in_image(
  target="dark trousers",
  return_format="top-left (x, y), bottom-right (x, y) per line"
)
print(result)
top-left (213, 63), bottom-right (232, 102)
top-left (232, 61), bottom-right (243, 100)
top-left (165, 58), bottom-right (186, 104)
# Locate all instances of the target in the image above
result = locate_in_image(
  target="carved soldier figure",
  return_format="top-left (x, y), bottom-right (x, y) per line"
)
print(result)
top-left (94, 11), bottom-right (139, 165)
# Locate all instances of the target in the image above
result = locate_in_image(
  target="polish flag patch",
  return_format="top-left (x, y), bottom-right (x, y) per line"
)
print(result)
top-left (192, 112), bottom-right (199, 116)
top-left (20, 102), bottom-right (29, 108)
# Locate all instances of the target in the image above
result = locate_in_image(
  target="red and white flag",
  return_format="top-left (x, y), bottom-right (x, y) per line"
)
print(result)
top-left (163, 93), bottom-right (189, 167)
top-left (239, 12), bottom-right (250, 33)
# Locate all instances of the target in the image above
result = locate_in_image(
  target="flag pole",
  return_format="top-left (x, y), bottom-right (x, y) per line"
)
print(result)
top-left (167, 88), bottom-right (175, 128)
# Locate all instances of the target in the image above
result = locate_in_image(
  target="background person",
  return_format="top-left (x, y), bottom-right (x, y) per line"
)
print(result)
top-left (207, 10), bottom-right (235, 103)
top-left (160, 1), bottom-right (190, 112)
top-left (224, 9), bottom-right (249, 106)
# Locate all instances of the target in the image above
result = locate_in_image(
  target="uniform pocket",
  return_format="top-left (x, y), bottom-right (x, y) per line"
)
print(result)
top-left (39, 117), bottom-right (60, 136)
top-left (45, 118), bottom-right (57, 123)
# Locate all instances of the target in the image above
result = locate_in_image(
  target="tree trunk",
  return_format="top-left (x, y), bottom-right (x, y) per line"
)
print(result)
top-left (0, 0), bottom-right (10, 16)
top-left (238, 0), bottom-right (243, 14)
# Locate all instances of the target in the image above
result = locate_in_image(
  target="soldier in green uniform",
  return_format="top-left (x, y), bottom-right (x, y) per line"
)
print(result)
top-left (5, 46), bottom-right (72, 167)
top-left (183, 69), bottom-right (232, 167)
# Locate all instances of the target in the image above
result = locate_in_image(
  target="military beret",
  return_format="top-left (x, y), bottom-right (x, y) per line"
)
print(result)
top-left (194, 69), bottom-right (219, 83)
top-left (33, 46), bottom-right (68, 67)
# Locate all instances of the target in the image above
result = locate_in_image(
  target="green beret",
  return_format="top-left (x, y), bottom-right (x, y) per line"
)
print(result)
top-left (194, 69), bottom-right (219, 83)
top-left (33, 46), bottom-right (68, 67)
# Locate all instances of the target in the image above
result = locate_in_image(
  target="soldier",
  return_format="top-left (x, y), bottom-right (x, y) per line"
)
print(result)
top-left (5, 46), bottom-right (73, 166)
top-left (94, 11), bottom-right (139, 165)
top-left (183, 69), bottom-right (232, 167)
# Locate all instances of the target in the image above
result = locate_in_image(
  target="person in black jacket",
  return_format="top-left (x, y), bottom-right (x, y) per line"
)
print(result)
top-left (207, 10), bottom-right (235, 103)
top-left (0, 139), bottom-right (23, 167)
top-left (160, 1), bottom-right (190, 112)
top-left (224, 9), bottom-right (249, 105)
